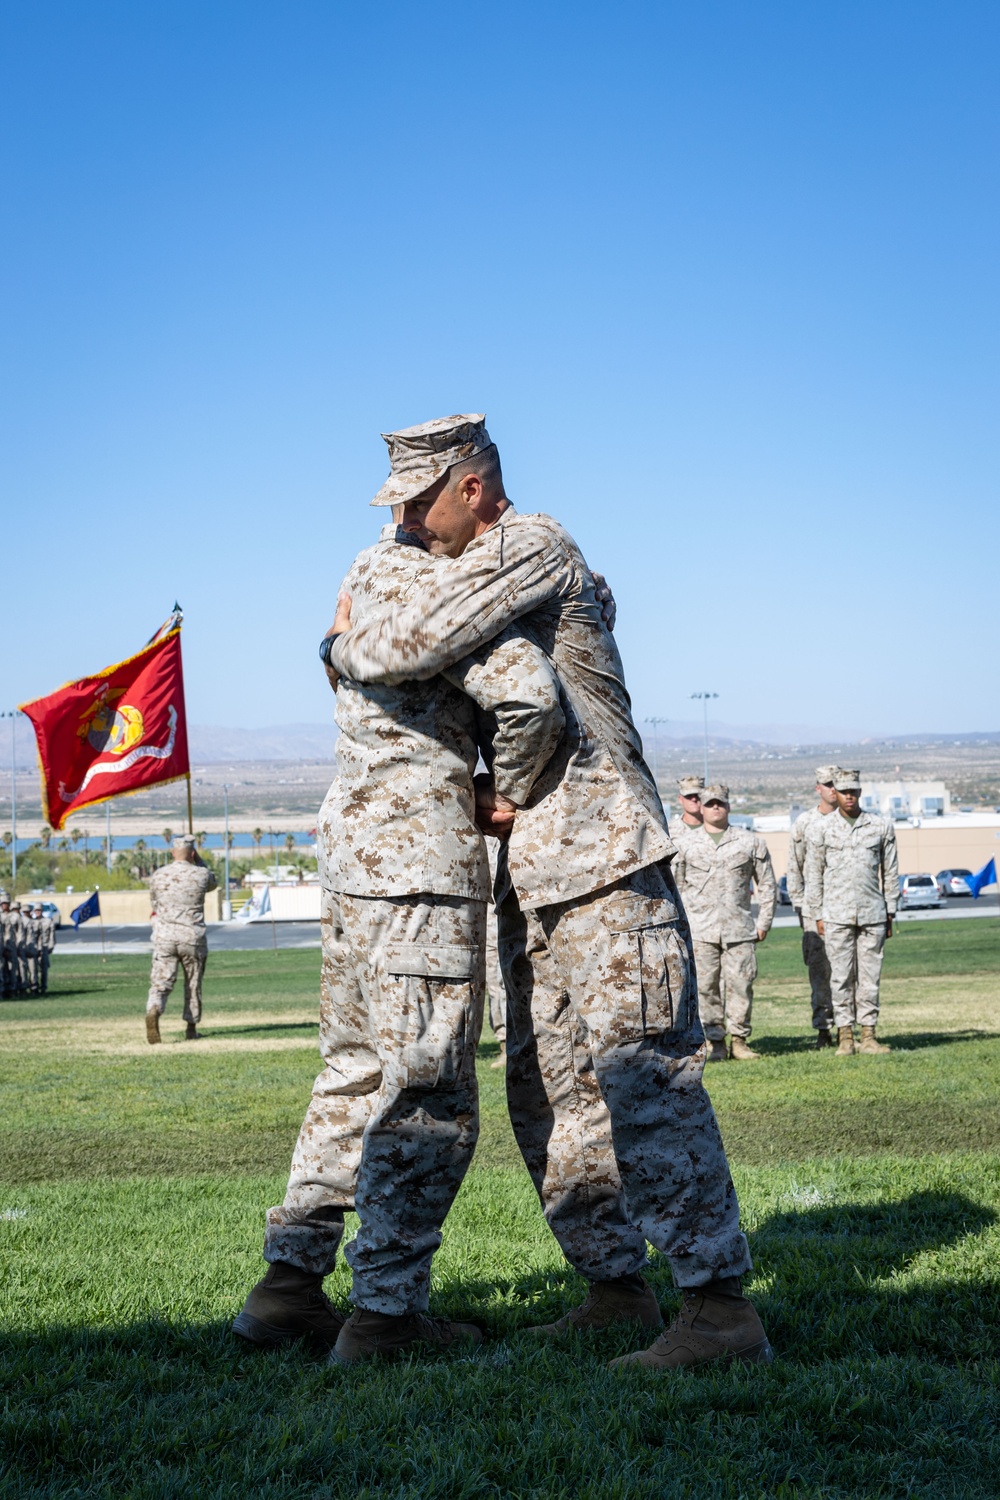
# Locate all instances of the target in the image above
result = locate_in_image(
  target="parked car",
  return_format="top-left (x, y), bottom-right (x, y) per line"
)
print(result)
top-left (936, 869), bottom-right (973, 897)
top-left (898, 874), bottom-right (946, 911)
top-left (777, 875), bottom-right (793, 906)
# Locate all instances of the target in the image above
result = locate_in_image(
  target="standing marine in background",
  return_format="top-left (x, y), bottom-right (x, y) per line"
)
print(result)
top-left (785, 766), bottom-right (842, 1048)
top-left (21, 904), bottom-right (41, 995)
top-left (803, 770), bottom-right (898, 1057)
top-left (671, 785), bottom-right (777, 1062)
top-left (145, 834), bottom-right (217, 1043)
top-left (0, 895), bottom-right (20, 997)
top-left (36, 904), bottom-right (56, 995)
top-left (675, 775), bottom-right (705, 832)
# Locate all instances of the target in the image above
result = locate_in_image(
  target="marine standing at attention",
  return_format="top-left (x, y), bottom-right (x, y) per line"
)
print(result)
top-left (803, 770), bottom-right (898, 1056)
top-left (671, 785), bottom-right (777, 1062)
top-left (785, 766), bottom-right (842, 1048)
top-left (145, 834), bottom-right (217, 1044)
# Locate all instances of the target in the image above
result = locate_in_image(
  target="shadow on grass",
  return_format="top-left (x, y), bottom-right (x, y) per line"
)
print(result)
top-left (752, 1029), bottom-right (1000, 1058)
top-left (205, 1021), bottom-right (317, 1038)
top-left (495, 1189), bottom-right (999, 1361)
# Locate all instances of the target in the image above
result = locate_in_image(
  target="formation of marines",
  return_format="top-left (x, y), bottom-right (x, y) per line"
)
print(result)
top-left (0, 896), bottom-right (55, 998)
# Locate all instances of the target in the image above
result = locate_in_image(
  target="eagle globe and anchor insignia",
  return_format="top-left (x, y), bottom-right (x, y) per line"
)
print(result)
top-left (76, 685), bottom-right (146, 755)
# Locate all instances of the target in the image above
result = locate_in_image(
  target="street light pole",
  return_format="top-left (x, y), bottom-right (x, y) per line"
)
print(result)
top-left (690, 693), bottom-right (719, 782)
top-left (222, 783), bottom-right (232, 921)
top-left (1, 712), bottom-right (18, 892)
top-left (643, 717), bottom-right (669, 792)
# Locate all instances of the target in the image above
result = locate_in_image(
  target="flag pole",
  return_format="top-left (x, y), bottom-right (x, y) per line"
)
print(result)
top-left (96, 884), bottom-right (106, 965)
top-left (186, 774), bottom-right (194, 835)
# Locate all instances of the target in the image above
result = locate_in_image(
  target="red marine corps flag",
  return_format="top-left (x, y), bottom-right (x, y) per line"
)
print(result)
top-left (19, 609), bottom-right (191, 831)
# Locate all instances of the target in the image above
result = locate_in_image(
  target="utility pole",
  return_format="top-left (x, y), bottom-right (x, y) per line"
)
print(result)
top-left (1, 711), bottom-right (19, 892)
top-left (690, 693), bottom-right (719, 782)
top-left (106, 802), bottom-right (112, 873)
top-left (643, 717), bottom-right (669, 792)
top-left (222, 783), bottom-right (232, 921)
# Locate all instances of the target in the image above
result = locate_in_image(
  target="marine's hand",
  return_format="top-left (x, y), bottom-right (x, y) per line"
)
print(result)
top-left (886, 915), bottom-right (894, 938)
top-left (333, 591), bottom-right (353, 635)
top-left (816, 919), bottom-right (825, 937)
top-left (592, 572), bottom-right (617, 632)
top-left (757, 927), bottom-right (768, 943)
top-left (474, 774), bottom-right (517, 842)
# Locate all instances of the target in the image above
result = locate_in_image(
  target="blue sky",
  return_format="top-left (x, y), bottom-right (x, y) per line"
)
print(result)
top-left (2, 1), bottom-right (997, 738)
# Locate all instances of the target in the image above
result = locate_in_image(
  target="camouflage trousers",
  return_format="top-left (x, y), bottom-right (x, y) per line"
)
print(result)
top-left (693, 938), bottom-right (757, 1041)
top-left (39, 951), bottom-right (50, 994)
top-left (146, 936), bottom-right (208, 1024)
top-left (485, 901), bottom-right (507, 1044)
top-left (264, 889), bottom-right (485, 1316)
top-left (22, 948), bottom-right (39, 994)
top-left (824, 921), bottom-right (887, 1028)
top-left (499, 861), bottom-right (751, 1289)
top-left (801, 916), bottom-right (833, 1030)
top-left (1, 947), bottom-right (19, 997)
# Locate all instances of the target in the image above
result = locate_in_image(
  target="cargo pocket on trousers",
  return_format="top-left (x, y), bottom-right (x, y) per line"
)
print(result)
top-left (601, 893), bottom-right (685, 1043)
top-left (380, 943), bottom-right (479, 1090)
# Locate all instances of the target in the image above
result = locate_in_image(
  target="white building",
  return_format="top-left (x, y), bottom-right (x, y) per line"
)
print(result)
top-left (858, 780), bottom-right (951, 820)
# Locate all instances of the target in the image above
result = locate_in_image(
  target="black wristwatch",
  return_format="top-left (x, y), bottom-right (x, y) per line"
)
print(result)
top-left (319, 633), bottom-right (341, 667)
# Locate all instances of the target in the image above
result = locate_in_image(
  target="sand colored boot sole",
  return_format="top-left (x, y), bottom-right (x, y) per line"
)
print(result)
top-left (610, 1286), bottom-right (773, 1372)
top-left (858, 1025), bottom-right (890, 1054)
top-left (145, 1012), bottom-right (161, 1045)
top-left (525, 1277), bottom-right (664, 1337)
top-left (331, 1308), bottom-right (483, 1366)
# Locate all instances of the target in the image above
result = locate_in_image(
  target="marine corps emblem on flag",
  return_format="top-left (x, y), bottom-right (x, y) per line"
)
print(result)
top-left (19, 615), bottom-right (191, 830)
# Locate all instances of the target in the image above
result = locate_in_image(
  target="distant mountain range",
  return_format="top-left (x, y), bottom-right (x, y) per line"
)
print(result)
top-left (6, 717), bottom-right (998, 768)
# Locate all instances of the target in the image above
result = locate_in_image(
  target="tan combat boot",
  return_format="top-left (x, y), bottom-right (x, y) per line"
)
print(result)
top-left (331, 1307), bottom-right (483, 1365)
top-left (858, 1025), bottom-right (890, 1054)
top-left (729, 1037), bottom-right (760, 1062)
top-left (706, 1039), bottom-right (728, 1063)
top-left (232, 1261), bottom-right (346, 1349)
top-left (836, 1026), bottom-right (856, 1056)
top-left (610, 1280), bottom-right (773, 1371)
top-left (145, 1011), bottom-right (161, 1045)
top-left (490, 1044), bottom-right (507, 1070)
top-left (814, 1028), bottom-right (834, 1050)
top-left (525, 1275), bottom-right (664, 1337)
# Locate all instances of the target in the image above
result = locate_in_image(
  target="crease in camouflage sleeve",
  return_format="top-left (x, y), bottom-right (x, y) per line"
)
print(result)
top-left (785, 809), bottom-right (811, 909)
top-left (442, 627), bottom-right (566, 808)
top-left (329, 513), bottom-right (575, 685)
top-left (881, 822), bottom-right (900, 915)
top-left (752, 834), bottom-right (778, 934)
top-left (801, 822), bottom-right (825, 920)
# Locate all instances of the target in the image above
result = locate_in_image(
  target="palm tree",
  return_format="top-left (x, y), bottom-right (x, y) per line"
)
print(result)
top-left (195, 831), bottom-right (207, 851)
top-left (161, 826), bottom-right (173, 848)
top-left (135, 838), bottom-right (148, 876)
top-left (251, 827), bottom-right (263, 864)
top-left (70, 829), bottom-right (82, 854)
top-left (39, 824), bottom-right (53, 850)
top-left (284, 833), bottom-right (296, 856)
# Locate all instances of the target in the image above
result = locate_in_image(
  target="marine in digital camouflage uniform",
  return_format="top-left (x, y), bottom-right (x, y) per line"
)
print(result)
top-left (675, 774), bottom-right (705, 832)
top-left (785, 766), bottom-right (841, 1046)
top-left (9, 903), bottom-right (26, 995)
top-left (328, 414), bottom-right (772, 1372)
top-left (803, 770), bottom-right (898, 1056)
top-left (37, 906), bottom-right (55, 994)
top-left (0, 897), bottom-right (19, 997)
top-left (20, 905), bottom-right (40, 995)
top-left (671, 786), bottom-right (777, 1062)
top-left (145, 837), bottom-right (217, 1042)
top-left (235, 502), bottom-right (567, 1365)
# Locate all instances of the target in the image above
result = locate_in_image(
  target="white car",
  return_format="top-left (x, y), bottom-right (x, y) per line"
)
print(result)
top-left (898, 875), bottom-right (946, 910)
top-left (936, 869), bottom-right (973, 897)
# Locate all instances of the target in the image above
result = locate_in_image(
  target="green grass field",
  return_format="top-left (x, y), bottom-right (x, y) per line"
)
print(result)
top-left (2, 921), bottom-right (999, 1497)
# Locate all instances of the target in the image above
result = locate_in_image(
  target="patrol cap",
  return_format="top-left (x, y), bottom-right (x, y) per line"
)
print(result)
top-left (173, 834), bottom-right (197, 850)
top-left (677, 776), bottom-right (705, 795)
top-left (834, 770), bottom-right (862, 791)
top-left (32, 904), bottom-right (43, 913)
top-left (815, 766), bottom-right (841, 785)
top-left (371, 414), bottom-right (493, 508)
top-left (701, 784), bottom-right (730, 804)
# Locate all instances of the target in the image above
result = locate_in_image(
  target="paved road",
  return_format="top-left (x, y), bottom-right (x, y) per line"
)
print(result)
top-left (54, 894), bottom-right (998, 954)
top-left (57, 921), bottom-right (322, 954)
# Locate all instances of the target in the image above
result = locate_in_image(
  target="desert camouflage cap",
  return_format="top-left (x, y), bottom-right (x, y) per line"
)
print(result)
top-left (815, 765), bottom-right (841, 785)
top-left (173, 833), bottom-right (197, 850)
top-left (834, 770), bottom-right (862, 790)
top-left (677, 776), bottom-right (705, 795)
top-left (702, 784), bottom-right (730, 804)
top-left (370, 413), bottom-right (493, 508)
